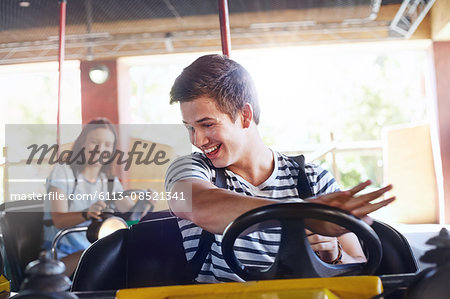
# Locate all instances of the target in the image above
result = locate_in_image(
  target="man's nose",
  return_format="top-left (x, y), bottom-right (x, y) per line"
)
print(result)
top-left (192, 129), bottom-right (207, 148)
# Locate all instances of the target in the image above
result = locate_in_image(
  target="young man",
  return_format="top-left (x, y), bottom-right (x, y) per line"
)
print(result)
top-left (165, 54), bottom-right (394, 283)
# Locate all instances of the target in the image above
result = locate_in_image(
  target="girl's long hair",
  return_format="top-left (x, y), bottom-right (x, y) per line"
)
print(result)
top-left (69, 117), bottom-right (117, 179)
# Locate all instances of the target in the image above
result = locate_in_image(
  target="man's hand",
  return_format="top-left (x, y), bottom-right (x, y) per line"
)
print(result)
top-left (312, 180), bottom-right (394, 220)
top-left (306, 180), bottom-right (395, 236)
top-left (306, 229), bottom-right (340, 263)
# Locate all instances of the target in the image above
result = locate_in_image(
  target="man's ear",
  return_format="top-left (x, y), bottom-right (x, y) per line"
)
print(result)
top-left (241, 103), bottom-right (253, 128)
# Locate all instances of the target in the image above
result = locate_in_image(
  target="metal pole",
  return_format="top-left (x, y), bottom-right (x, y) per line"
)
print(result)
top-left (218, 0), bottom-right (231, 57)
top-left (57, 0), bottom-right (67, 150)
top-left (51, 226), bottom-right (88, 260)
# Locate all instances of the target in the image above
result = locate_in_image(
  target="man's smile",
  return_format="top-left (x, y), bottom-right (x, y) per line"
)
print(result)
top-left (204, 144), bottom-right (221, 157)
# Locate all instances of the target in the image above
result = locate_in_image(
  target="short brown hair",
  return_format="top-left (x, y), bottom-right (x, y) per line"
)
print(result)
top-left (170, 54), bottom-right (260, 124)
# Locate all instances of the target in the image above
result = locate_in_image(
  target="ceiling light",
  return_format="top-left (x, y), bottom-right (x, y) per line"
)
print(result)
top-left (88, 65), bottom-right (110, 84)
top-left (19, 1), bottom-right (30, 7)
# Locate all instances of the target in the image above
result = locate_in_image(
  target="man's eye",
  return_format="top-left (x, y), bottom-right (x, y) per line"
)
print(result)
top-left (203, 123), bottom-right (213, 128)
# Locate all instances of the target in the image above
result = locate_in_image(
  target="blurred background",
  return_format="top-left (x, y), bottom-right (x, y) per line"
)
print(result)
top-left (1, 0), bottom-right (449, 229)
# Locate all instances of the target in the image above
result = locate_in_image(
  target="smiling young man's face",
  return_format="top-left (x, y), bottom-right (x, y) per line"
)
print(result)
top-left (181, 96), bottom-right (247, 169)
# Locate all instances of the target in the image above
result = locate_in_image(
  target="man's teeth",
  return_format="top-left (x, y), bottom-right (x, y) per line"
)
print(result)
top-left (205, 145), bottom-right (219, 154)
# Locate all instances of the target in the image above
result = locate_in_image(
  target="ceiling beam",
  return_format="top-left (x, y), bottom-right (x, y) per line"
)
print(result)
top-left (0, 4), bottom-right (435, 65)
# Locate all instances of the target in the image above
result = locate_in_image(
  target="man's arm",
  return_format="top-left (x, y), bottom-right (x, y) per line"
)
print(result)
top-left (308, 230), bottom-right (366, 264)
top-left (339, 232), bottom-right (367, 263)
top-left (169, 178), bottom-right (394, 235)
top-left (169, 178), bottom-right (281, 234)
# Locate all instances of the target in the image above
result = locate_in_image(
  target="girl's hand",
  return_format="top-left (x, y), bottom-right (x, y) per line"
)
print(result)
top-left (87, 201), bottom-right (107, 220)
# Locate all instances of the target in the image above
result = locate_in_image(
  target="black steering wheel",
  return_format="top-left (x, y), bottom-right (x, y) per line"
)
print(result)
top-left (221, 202), bottom-right (382, 281)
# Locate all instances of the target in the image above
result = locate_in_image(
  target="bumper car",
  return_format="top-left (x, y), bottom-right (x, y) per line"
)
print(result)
top-left (9, 202), bottom-right (450, 298)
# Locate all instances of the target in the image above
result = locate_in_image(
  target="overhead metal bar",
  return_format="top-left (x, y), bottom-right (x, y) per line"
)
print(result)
top-left (0, 21), bottom-right (396, 65)
top-left (0, 21), bottom-right (391, 53)
top-left (342, 0), bottom-right (382, 24)
top-left (389, 0), bottom-right (436, 38)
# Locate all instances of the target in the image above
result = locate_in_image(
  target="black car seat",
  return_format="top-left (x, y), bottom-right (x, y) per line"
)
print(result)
top-left (0, 201), bottom-right (48, 291)
top-left (71, 213), bottom-right (192, 291)
top-left (371, 219), bottom-right (418, 275)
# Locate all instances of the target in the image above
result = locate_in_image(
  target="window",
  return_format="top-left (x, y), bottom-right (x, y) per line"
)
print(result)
top-left (1, 61), bottom-right (82, 202)
top-left (123, 41), bottom-right (432, 189)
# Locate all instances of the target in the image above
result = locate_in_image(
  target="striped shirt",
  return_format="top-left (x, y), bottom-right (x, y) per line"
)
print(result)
top-left (165, 150), bottom-right (339, 283)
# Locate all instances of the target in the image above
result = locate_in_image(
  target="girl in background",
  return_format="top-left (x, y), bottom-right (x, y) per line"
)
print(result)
top-left (43, 118), bottom-right (135, 276)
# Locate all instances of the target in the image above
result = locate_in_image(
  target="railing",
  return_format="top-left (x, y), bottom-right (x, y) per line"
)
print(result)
top-left (2, 142), bottom-right (384, 203)
top-left (282, 140), bottom-right (383, 187)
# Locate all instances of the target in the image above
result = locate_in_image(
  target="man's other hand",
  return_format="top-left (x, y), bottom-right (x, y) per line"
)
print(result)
top-left (307, 180), bottom-right (395, 236)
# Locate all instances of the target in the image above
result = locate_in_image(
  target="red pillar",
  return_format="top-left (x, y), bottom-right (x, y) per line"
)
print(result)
top-left (433, 41), bottom-right (450, 223)
top-left (80, 60), bottom-right (119, 124)
top-left (218, 0), bottom-right (231, 57)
